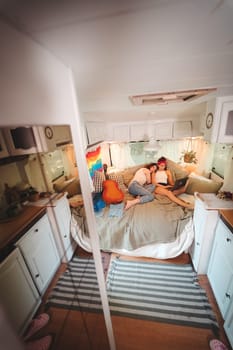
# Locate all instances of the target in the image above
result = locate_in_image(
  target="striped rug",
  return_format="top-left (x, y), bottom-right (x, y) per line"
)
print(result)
top-left (46, 256), bottom-right (218, 333)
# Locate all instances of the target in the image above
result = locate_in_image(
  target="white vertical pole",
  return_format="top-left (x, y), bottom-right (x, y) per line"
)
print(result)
top-left (68, 69), bottom-right (116, 350)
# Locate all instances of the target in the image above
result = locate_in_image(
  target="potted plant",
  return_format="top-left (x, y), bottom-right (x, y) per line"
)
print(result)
top-left (180, 149), bottom-right (198, 164)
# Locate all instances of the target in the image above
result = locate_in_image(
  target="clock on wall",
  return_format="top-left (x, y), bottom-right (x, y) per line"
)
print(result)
top-left (206, 113), bottom-right (213, 129)
top-left (44, 126), bottom-right (53, 139)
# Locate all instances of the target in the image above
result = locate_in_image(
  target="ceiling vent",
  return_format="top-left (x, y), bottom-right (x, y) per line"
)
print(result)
top-left (129, 88), bottom-right (216, 105)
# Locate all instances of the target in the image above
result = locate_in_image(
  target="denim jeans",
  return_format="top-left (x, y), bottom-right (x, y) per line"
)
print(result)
top-left (128, 181), bottom-right (155, 204)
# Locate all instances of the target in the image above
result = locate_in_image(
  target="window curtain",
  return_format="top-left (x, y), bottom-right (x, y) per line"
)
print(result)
top-left (110, 138), bottom-right (208, 173)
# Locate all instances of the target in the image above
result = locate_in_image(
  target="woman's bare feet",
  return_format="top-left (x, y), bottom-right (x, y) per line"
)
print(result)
top-left (124, 198), bottom-right (140, 210)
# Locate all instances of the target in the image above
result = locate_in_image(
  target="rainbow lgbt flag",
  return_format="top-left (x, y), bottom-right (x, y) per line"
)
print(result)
top-left (86, 146), bottom-right (103, 178)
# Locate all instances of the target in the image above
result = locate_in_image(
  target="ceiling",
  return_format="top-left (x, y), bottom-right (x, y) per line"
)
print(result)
top-left (1, 0), bottom-right (233, 123)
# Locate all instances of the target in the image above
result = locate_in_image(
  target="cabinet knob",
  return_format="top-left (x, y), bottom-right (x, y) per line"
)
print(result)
top-left (196, 242), bottom-right (200, 246)
top-left (226, 238), bottom-right (231, 243)
top-left (35, 273), bottom-right (40, 278)
top-left (64, 235), bottom-right (67, 238)
top-left (225, 293), bottom-right (231, 299)
top-left (34, 229), bottom-right (39, 232)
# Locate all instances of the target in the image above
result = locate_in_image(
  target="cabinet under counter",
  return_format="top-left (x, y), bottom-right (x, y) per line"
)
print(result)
top-left (0, 206), bottom-right (46, 262)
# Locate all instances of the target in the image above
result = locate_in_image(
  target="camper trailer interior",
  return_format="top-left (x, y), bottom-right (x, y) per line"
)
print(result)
top-left (1, 1), bottom-right (233, 349)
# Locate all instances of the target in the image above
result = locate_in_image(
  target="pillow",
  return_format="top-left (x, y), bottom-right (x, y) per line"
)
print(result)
top-left (185, 176), bottom-right (223, 195)
top-left (53, 178), bottom-right (81, 197)
top-left (92, 170), bottom-right (105, 193)
top-left (166, 159), bottom-right (189, 180)
top-left (108, 173), bottom-right (127, 192)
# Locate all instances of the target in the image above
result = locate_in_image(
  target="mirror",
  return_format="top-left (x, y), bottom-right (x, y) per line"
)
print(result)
top-left (0, 124), bottom-right (110, 349)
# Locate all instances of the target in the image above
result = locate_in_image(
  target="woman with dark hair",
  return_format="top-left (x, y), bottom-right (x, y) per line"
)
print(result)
top-left (154, 156), bottom-right (189, 196)
top-left (125, 163), bottom-right (157, 210)
top-left (152, 156), bottom-right (193, 208)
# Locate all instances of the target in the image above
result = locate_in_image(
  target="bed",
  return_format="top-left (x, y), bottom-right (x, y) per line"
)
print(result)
top-left (70, 193), bottom-right (195, 259)
top-left (56, 159), bottom-right (222, 259)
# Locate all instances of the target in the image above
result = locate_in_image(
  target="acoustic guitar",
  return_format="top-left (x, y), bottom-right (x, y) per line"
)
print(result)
top-left (102, 179), bottom-right (124, 205)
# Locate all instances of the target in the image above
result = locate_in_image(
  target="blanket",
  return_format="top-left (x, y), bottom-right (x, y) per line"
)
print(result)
top-left (72, 195), bottom-right (193, 251)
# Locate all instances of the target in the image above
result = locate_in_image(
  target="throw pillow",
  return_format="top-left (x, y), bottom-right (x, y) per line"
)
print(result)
top-left (185, 175), bottom-right (223, 195)
top-left (108, 173), bottom-right (127, 192)
top-left (166, 159), bottom-right (189, 180)
top-left (92, 170), bottom-right (105, 193)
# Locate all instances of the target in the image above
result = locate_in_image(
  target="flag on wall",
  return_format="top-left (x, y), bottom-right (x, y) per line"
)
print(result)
top-left (86, 146), bottom-right (103, 178)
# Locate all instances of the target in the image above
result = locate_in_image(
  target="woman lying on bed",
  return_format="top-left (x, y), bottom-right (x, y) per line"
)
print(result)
top-left (125, 162), bottom-right (193, 210)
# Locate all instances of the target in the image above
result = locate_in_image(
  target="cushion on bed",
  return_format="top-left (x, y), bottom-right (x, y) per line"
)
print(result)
top-left (185, 173), bottom-right (223, 194)
top-left (166, 159), bottom-right (189, 180)
top-left (108, 173), bottom-right (128, 192)
top-left (93, 170), bottom-right (105, 193)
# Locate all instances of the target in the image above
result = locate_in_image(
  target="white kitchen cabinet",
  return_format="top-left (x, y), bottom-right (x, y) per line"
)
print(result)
top-left (224, 296), bottom-right (233, 349)
top-left (112, 124), bottom-right (130, 142)
top-left (203, 96), bottom-right (233, 144)
top-left (17, 213), bottom-right (60, 295)
top-left (86, 122), bottom-right (110, 144)
top-left (190, 195), bottom-right (219, 274)
top-left (130, 123), bottom-right (148, 141)
top-left (47, 194), bottom-right (77, 262)
top-left (0, 248), bottom-right (40, 335)
top-left (173, 121), bottom-right (192, 138)
top-left (208, 218), bottom-right (233, 319)
top-left (153, 122), bottom-right (173, 140)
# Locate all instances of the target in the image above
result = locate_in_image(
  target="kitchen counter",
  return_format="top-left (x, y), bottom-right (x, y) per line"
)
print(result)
top-left (0, 205), bottom-right (46, 261)
top-left (220, 209), bottom-right (233, 233)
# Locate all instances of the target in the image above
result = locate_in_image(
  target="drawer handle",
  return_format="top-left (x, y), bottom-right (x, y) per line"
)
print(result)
top-left (226, 238), bottom-right (231, 243)
top-left (225, 293), bottom-right (231, 299)
top-left (35, 274), bottom-right (40, 278)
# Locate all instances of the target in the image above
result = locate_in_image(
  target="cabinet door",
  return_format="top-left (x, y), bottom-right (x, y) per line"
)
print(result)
top-left (0, 248), bottom-right (40, 335)
top-left (208, 220), bottom-right (233, 318)
top-left (86, 122), bottom-right (109, 144)
top-left (190, 198), bottom-right (218, 274)
top-left (130, 124), bottom-right (148, 141)
top-left (17, 214), bottom-right (59, 295)
top-left (112, 124), bottom-right (130, 142)
top-left (153, 122), bottom-right (173, 140)
top-left (173, 121), bottom-right (192, 138)
top-left (51, 195), bottom-right (77, 262)
top-left (190, 200), bottom-right (205, 270)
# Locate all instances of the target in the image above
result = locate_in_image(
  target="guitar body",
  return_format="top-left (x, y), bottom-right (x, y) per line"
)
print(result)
top-left (102, 180), bottom-right (124, 204)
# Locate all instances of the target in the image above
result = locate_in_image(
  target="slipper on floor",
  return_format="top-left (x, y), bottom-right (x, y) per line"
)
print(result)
top-left (209, 339), bottom-right (228, 350)
top-left (24, 313), bottom-right (50, 341)
top-left (25, 335), bottom-right (52, 350)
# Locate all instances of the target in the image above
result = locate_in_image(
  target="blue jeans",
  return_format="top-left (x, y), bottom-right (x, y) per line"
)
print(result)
top-left (128, 181), bottom-right (155, 204)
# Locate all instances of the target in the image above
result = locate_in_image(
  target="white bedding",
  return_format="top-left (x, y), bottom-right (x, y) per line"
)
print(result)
top-left (70, 194), bottom-right (195, 259)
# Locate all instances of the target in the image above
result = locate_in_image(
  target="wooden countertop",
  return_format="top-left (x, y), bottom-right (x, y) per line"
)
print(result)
top-left (0, 205), bottom-right (46, 253)
top-left (220, 209), bottom-right (233, 230)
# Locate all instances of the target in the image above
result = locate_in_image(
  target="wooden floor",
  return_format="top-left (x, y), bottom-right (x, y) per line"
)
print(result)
top-left (32, 249), bottom-right (231, 350)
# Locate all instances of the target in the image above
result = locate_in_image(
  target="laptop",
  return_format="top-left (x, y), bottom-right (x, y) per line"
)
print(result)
top-left (171, 177), bottom-right (189, 191)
